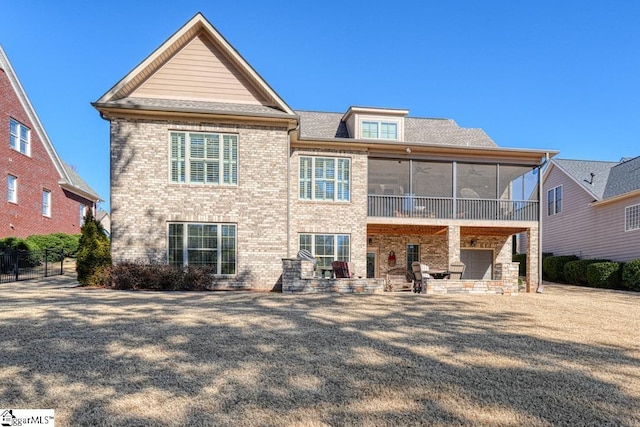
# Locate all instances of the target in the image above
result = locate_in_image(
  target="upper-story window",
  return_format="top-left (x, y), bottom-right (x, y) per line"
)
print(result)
top-left (7, 175), bottom-right (17, 203)
top-left (170, 132), bottom-right (238, 185)
top-left (42, 190), bottom-right (51, 217)
top-left (10, 118), bottom-right (30, 156)
top-left (299, 156), bottom-right (350, 202)
top-left (626, 204), bottom-right (640, 232)
top-left (361, 121), bottom-right (398, 140)
top-left (547, 185), bottom-right (562, 216)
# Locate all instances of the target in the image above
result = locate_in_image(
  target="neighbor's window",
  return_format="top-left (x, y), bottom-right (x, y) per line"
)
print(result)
top-left (7, 175), bottom-right (17, 203)
top-left (170, 132), bottom-right (238, 185)
top-left (10, 118), bottom-right (30, 155)
top-left (406, 244), bottom-right (420, 271)
top-left (547, 185), bottom-right (562, 216)
top-left (299, 233), bottom-right (350, 269)
top-left (42, 190), bottom-right (51, 217)
top-left (168, 223), bottom-right (236, 275)
top-left (299, 157), bottom-right (350, 202)
top-left (626, 204), bottom-right (640, 232)
top-left (361, 121), bottom-right (398, 140)
top-left (79, 204), bottom-right (86, 225)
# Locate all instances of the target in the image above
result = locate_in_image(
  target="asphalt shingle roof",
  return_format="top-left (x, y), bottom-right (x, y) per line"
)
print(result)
top-left (295, 110), bottom-right (497, 147)
top-left (553, 157), bottom-right (640, 201)
top-left (62, 163), bottom-right (101, 200)
top-left (603, 156), bottom-right (640, 199)
top-left (99, 97), bottom-right (295, 118)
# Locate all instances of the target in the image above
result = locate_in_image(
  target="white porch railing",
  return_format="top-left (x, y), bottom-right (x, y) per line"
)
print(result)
top-left (367, 195), bottom-right (538, 221)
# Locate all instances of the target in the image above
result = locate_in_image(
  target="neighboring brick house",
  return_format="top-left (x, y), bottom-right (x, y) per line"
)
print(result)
top-left (1, 45), bottom-right (101, 238)
top-left (542, 157), bottom-right (640, 262)
top-left (94, 13), bottom-right (556, 292)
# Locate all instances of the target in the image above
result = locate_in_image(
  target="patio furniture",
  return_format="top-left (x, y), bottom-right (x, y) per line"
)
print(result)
top-left (332, 261), bottom-right (355, 278)
top-left (448, 261), bottom-right (466, 280)
top-left (411, 262), bottom-right (432, 293)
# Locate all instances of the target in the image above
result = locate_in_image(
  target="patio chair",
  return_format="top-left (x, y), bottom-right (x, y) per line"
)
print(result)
top-left (332, 261), bottom-right (354, 278)
top-left (448, 261), bottom-right (466, 280)
top-left (411, 262), bottom-right (431, 293)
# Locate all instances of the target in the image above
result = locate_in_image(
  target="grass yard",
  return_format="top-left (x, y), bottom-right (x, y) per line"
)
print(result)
top-left (1, 276), bottom-right (639, 426)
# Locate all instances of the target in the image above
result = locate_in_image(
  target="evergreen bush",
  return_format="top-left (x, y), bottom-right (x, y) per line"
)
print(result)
top-left (586, 262), bottom-right (623, 289)
top-left (564, 259), bottom-right (610, 285)
top-left (621, 259), bottom-right (640, 291)
top-left (76, 210), bottom-right (111, 286)
top-left (543, 255), bottom-right (579, 282)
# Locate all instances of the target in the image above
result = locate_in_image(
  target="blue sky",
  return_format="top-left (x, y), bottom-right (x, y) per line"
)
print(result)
top-left (2, 1), bottom-right (639, 212)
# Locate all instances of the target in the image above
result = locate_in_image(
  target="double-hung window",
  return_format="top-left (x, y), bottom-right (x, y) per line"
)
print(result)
top-left (299, 233), bottom-right (350, 269)
top-left (79, 204), bottom-right (86, 225)
top-left (361, 120), bottom-right (398, 140)
top-left (170, 132), bottom-right (238, 185)
top-left (7, 175), bottom-right (17, 203)
top-left (42, 190), bottom-right (51, 217)
top-left (626, 204), bottom-right (640, 232)
top-left (10, 118), bottom-right (30, 155)
top-left (168, 223), bottom-right (236, 275)
top-left (547, 185), bottom-right (562, 216)
top-left (299, 156), bottom-right (350, 201)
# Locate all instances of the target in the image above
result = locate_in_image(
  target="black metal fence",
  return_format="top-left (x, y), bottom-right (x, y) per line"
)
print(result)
top-left (0, 248), bottom-right (65, 284)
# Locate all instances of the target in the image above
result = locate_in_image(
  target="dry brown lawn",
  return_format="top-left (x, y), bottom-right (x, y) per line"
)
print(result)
top-left (1, 276), bottom-right (639, 426)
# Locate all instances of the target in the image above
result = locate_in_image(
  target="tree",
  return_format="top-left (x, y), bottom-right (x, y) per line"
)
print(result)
top-left (76, 209), bottom-right (111, 285)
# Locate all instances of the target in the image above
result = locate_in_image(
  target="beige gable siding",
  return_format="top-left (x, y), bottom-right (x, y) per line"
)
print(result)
top-left (132, 33), bottom-right (269, 105)
top-left (543, 167), bottom-right (640, 261)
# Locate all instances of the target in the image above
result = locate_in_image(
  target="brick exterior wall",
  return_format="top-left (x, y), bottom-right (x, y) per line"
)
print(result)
top-left (0, 68), bottom-right (92, 238)
top-left (288, 147), bottom-right (369, 278)
top-left (110, 117), bottom-right (289, 289)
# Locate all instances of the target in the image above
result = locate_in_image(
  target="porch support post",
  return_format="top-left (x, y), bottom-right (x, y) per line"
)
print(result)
top-left (526, 225), bottom-right (539, 292)
top-left (447, 225), bottom-right (460, 266)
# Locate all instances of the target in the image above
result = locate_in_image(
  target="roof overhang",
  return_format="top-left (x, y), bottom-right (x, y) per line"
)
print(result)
top-left (292, 134), bottom-right (557, 165)
top-left (590, 189), bottom-right (640, 206)
top-left (342, 106), bottom-right (410, 122)
top-left (59, 181), bottom-right (102, 203)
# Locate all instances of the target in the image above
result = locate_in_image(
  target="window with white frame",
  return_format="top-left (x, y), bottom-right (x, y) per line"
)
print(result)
top-left (626, 204), bottom-right (640, 232)
top-left (42, 190), bottom-right (51, 217)
top-left (299, 157), bottom-right (350, 201)
top-left (361, 120), bottom-right (398, 140)
top-left (299, 233), bottom-right (350, 269)
top-left (168, 223), bottom-right (236, 274)
top-left (10, 118), bottom-right (30, 155)
top-left (7, 175), bottom-right (17, 203)
top-left (79, 204), bottom-right (86, 225)
top-left (547, 185), bottom-right (562, 216)
top-left (170, 132), bottom-right (238, 185)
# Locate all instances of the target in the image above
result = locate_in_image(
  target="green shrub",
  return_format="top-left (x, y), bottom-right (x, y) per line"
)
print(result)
top-left (0, 237), bottom-right (38, 251)
top-left (512, 253), bottom-right (527, 276)
top-left (622, 259), bottom-right (640, 291)
top-left (76, 211), bottom-right (111, 286)
top-left (564, 259), bottom-right (610, 285)
top-left (586, 262), bottom-right (624, 289)
top-left (107, 261), bottom-right (213, 290)
top-left (25, 233), bottom-right (81, 257)
top-left (543, 255), bottom-right (579, 282)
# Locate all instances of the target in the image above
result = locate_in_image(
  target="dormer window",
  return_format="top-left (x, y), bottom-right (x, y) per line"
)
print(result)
top-left (361, 121), bottom-right (398, 140)
top-left (342, 106), bottom-right (408, 141)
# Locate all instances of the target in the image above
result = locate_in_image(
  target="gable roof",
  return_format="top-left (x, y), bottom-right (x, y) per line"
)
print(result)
top-left (94, 13), bottom-right (295, 118)
top-left (0, 45), bottom-right (101, 202)
top-left (550, 159), bottom-right (619, 200)
top-left (296, 110), bottom-right (497, 147)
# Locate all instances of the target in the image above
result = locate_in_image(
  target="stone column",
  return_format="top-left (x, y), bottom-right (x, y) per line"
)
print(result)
top-left (526, 225), bottom-right (539, 292)
top-left (447, 225), bottom-right (461, 266)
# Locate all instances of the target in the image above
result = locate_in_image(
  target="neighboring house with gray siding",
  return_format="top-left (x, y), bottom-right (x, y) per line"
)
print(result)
top-left (93, 13), bottom-right (557, 293)
top-left (542, 157), bottom-right (640, 261)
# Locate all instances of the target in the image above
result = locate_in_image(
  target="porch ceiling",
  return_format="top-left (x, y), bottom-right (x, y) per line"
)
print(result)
top-left (461, 226), bottom-right (529, 237)
top-left (367, 224), bottom-right (448, 235)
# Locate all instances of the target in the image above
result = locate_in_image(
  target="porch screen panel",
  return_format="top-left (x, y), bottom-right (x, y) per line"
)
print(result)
top-left (412, 161), bottom-right (452, 197)
top-left (367, 159), bottom-right (410, 196)
top-left (457, 164), bottom-right (497, 199)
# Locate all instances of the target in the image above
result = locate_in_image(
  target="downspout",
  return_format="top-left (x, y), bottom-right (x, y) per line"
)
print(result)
top-left (286, 123), bottom-right (299, 258)
top-left (537, 152), bottom-right (550, 292)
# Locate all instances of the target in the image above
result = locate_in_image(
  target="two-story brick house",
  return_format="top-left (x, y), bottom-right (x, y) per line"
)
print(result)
top-left (1, 45), bottom-right (101, 238)
top-left (94, 13), bottom-right (556, 293)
